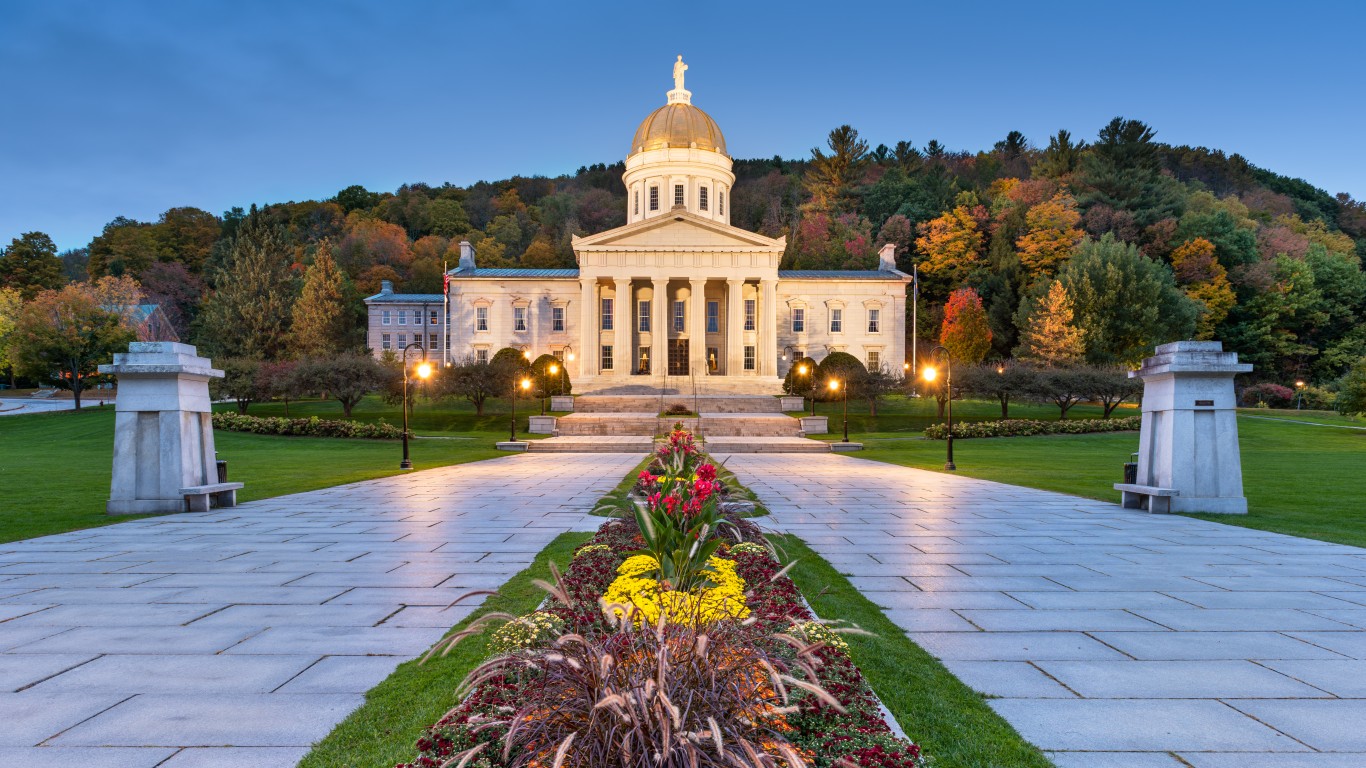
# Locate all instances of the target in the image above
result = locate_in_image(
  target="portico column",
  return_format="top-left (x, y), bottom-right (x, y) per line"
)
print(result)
top-left (760, 278), bottom-right (778, 376)
top-left (652, 278), bottom-right (668, 378)
top-left (613, 278), bottom-right (631, 375)
top-left (578, 278), bottom-right (595, 378)
top-left (726, 278), bottom-right (743, 376)
top-left (689, 277), bottom-right (707, 376)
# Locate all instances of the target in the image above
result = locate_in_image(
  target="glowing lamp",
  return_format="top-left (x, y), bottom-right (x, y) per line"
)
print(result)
top-left (416, 362), bottom-right (433, 379)
top-left (923, 367), bottom-right (938, 382)
top-left (828, 379), bottom-right (840, 391)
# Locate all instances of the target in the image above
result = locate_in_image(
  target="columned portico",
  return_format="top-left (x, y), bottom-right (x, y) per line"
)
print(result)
top-left (578, 278), bottom-right (595, 378)
top-left (760, 278), bottom-right (778, 376)
top-left (613, 277), bottom-right (631, 375)
top-left (726, 278), bottom-right (743, 375)
top-left (689, 277), bottom-right (707, 376)
top-left (651, 277), bottom-right (668, 377)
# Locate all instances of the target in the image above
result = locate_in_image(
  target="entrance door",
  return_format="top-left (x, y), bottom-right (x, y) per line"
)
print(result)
top-left (667, 339), bottom-right (689, 376)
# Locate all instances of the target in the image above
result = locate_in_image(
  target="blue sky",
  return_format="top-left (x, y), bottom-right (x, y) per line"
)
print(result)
top-left (2, 0), bottom-right (1363, 252)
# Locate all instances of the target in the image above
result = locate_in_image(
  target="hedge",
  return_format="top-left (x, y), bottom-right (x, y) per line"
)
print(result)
top-left (924, 415), bottom-right (1142, 439)
top-left (211, 412), bottom-right (407, 439)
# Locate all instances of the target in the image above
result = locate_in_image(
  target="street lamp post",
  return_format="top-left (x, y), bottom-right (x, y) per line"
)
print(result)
top-left (1295, 380), bottom-right (1306, 410)
top-left (400, 342), bottom-right (433, 470)
top-left (510, 375), bottom-right (531, 442)
top-left (542, 362), bottom-right (559, 415)
top-left (923, 345), bottom-right (956, 471)
top-left (829, 378), bottom-right (848, 442)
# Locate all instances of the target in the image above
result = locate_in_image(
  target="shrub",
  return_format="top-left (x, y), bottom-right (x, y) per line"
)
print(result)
top-left (924, 415), bottom-right (1141, 439)
top-left (1338, 360), bottom-right (1366, 415)
top-left (530, 353), bottom-right (571, 397)
top-left (1241, 382), bottom-right (1295, 408)
top-left (662, 402), bottom-right (692, 416)
top-left (211, 412), bottom-right (406, 439)
top-left (292, 353), bottom-right (396, 417)
top-left (816, 351), bottom-right (867, 401)
top-left (782, 356), bottom-right (819, 396)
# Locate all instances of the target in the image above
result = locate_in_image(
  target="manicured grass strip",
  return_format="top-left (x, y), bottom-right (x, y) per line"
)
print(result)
top-left (772, 534), bottom-right (1053, 768)
top-left (297, 531), bottom-right (592, 768)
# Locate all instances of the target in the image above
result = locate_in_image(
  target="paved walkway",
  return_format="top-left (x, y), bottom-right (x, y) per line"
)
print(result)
top-left (0, 453), bottom-right (643, 768)
top-left (718, 453), bottom-right (1366, 768)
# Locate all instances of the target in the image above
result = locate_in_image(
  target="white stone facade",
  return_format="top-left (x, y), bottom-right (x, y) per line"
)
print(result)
top-left (364, 60), bottom-right (910, 392)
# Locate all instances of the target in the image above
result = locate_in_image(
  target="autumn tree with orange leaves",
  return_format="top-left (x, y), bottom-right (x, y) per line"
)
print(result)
top-left (915, 206), bottom-right (984, 284)
top-left (939, 287), bottom-right (993, 364)
top-left (1171, 237), bottom-right (1236, 339)
top-left (1016, 193), bottom-right (1084, 278)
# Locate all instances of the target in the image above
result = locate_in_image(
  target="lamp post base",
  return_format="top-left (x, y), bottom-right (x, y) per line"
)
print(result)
top-left (944, 461), bottom-right (957, 471)
top-left (400, 459), bottom-right (413, 470)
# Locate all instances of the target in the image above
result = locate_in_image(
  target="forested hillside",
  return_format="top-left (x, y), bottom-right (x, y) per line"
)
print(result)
top-left (3, 116), bottom-right (1364, 387)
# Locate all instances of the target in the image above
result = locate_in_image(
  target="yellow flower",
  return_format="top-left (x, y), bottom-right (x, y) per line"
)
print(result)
top-left (602, 556), bottom-right (749, 627)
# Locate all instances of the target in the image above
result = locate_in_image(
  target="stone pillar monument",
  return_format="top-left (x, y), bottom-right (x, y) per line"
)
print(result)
top-left (100, 342), bottom-right (231, 515)
top-left (1120, 341), bottom-right (1252, 514)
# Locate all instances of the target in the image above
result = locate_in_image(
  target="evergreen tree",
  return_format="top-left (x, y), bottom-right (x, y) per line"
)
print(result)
top-left (1032, 130), bottom-right (1088, 179)
top-left (939, 287), bottom-right (993, 364)
top-left (1059, 234), bottom-right (1198, 366)
top-left (195, 215), bottom-right (297, 360)
top-left (0, 232), bottom-right (64, 299)
top-left (804, 125), bottom-right (869, 213)
top-left (290, 241), bottom-right (349, 357)
top-left (1078, 118), bottom-right (1184, 227)
top-left (1016, 280), bottom-right (1086, 366)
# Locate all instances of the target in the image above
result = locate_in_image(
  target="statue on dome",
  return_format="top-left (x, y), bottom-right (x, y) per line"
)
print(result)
top-left (673, 55), bottom-right (688, 91)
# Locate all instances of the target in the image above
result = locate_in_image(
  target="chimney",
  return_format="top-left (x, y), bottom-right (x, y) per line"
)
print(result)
top-left (878, 243), bottom-right (897, 271)
top-left (458, 240), bottom-right (476, 270)
top-left (380, 280), bottom-right (393, 295)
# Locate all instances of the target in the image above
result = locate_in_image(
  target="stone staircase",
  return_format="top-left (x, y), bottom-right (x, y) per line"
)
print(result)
top-left (704, 436), bottom-right (832, 453)
top-left (527, 436), bottom-right (654, 453)
top-left (575, 395), bottom-right (785, 414)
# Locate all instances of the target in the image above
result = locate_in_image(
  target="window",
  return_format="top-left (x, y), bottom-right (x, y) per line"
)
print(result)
top-left (638, 347), bottom-right (650, 373)
top-left (428, 333), bottom-right (438, 349)
top-left (792, 308), bottom-right (805, 333)
top-left (601, 298), bottom-right (613, 330)
top-left (867, 350), bottom-right (880, 370)
top-left (868, 308), bottom-right (881, 334)
top-left (397, 333), bottom-right (408, 348)
top-left (673, 300), bottom-right (686, 332)
top-left (475, 306), bottom-right (488, 332)
top-left (634, 190), bottom-right (640, 216)
top-left (414, 311), bottom-right (423, 326)
top-left (476, 348), bottom-right (489, 364)
top-left (649, 186), bottom-right (659, 211)
top-left (397, 310), bottom-right (407, 325)
top-left (601, 345), bottom-right (614, 370)
top-left (381, 333), bottom-right (391, 350)
top-left (638, 300), bottom-right (651, 332)
top-left (744, 299), bottom-right (756, 331)
top-left (673, 184), bottom-right (684, 207)
top-left (719, 190), bottom-right (725, 216)
top-left (445, 334), bottom-right (450, 350)
top-left (830, 308), bottom-right (843, 333)
top-left (699, 187), bottom-right (709, 211)
top-left (513, 306), bottom-right (527, 332)
top-left (744, 345), bottom-right (756, 371)
top-left (381, 310), bottom-right (391, 326)
top-left (706, 301), bottom-right (719, 333)
top-left (430, 310), bottom-right (438, 324)
top-left (551, 306), bottom-right (565, 332)
top-left (552, 348), bottom-right (564, 360)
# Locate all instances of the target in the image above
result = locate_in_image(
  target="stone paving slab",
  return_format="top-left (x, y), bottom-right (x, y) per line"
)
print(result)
top-left (718, 452), bottom-right (1366, 764)
top-left (0, 452), bottom-right (643, 760)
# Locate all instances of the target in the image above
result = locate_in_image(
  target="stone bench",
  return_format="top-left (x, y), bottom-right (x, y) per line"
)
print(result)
top-left (180, 482), bottom-right (244, 512)
top-left (1114, 483), bottom-right (1179, 514)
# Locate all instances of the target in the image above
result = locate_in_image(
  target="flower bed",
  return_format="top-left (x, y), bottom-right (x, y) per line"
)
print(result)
top-left (211, 412), bottom-right (407, 439)
top-left (398, 427), bottom-right (927, 768)
top-left (924, 414), bottom-right (1141, 439)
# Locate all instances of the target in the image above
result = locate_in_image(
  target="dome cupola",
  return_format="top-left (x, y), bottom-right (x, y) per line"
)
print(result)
top-left (622, 56), bottom-right (735, 225)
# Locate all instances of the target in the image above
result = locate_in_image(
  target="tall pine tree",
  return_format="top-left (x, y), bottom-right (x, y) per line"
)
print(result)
top-left (195, 215), bottom-right (296, 360)
top-left (1016, 280), bottom-right (1086, 366)
top-left (291, 241), bottom-right (349, 357)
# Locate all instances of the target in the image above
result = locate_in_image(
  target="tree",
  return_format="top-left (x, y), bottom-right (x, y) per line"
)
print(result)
top-left (1078, 117), bottom-right (1184, 228)
top-left (815, 351), bottom-right (867, 401)
top-left (139, 261), bottom-right (203, 340)
top-left (439, 356), bottom-right (503, 415)
top-left (805, 125), bottom-right (869, 212)
top-left (915, 206), bottom-right (984, 285)
top-left (861, 364), bottom-right (902, 416)
top-left (939, 287), bottom-right (993, 364)
top-left (0, 232), bottom-right (64, 299)
top-left (1032, 129), bottom-right (1088, 179)
top-left (195, 216), bottom-right (297, 360)
top-left (957, 362), bottom-right (1039, 419)
top-left (1016, 193), bottom-right (1084, 278)
top-left (258, 359), bottom-right (300, 416)
top-left (1337, 359), bottom-right (1366, 416)
top-left (1033, 367), bottom-right (1090, 420)
top-left (9, 283), bottom-right (135, 408)
top-left (782, 356), bottom-right (820, 397)
top-left (1170, 238), bottom-right (1236, 339)
top-left (1059, 234), bottom-right (1198, 366)
top-left (1082, 365), bottom-right (1144, 418)
top-left (293, 353), bottom-right (393, 417)
top-left (531, 353), bottom-right (571, 397)
top-left (210, 357), bottom-right (264, 414)
top-left (1016, 280), bottom-right (1087, 365)
top-left (0, 287), bottom-right (21, 386)
top-left (290, 241), bottom-right (349, 357)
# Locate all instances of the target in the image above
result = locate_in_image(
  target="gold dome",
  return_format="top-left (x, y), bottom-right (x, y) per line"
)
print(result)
top-left (631, 102), bottom-right (728, 156)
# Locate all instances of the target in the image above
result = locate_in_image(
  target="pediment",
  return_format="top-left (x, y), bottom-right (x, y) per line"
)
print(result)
top-left (573, 211), bottom-right (784, 251)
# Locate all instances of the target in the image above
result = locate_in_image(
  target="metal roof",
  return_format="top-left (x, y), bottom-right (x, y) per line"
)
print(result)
top-left (449, 267), bottom-right (580, 279)
top-left (363, 293), bottom-right (447, 303)
top-left (777, 270), bottom-right (906, 280)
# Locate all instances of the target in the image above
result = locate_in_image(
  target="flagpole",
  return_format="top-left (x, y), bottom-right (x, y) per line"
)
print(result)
top-left (912, 263), bottom-right (918, 379)
top-left (442, 260), bottom-right (449, 367)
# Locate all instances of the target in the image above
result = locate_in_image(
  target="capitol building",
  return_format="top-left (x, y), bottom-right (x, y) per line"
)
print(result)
top-left (366, 58), bottom-right (910, 393)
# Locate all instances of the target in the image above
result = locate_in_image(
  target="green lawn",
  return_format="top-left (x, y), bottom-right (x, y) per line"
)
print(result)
top-left (852, 413), bottom-right (1366, 549)
top-left (789, 392), bottom-right (1127, 435)
top-left (239, 392), bottom-right (558, 437)
top-left (0, 405), bottom-right (505, 544)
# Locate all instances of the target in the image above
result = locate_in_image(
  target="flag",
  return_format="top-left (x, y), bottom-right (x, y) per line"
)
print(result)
top-left (443, 273), bottom-right (450, 294)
